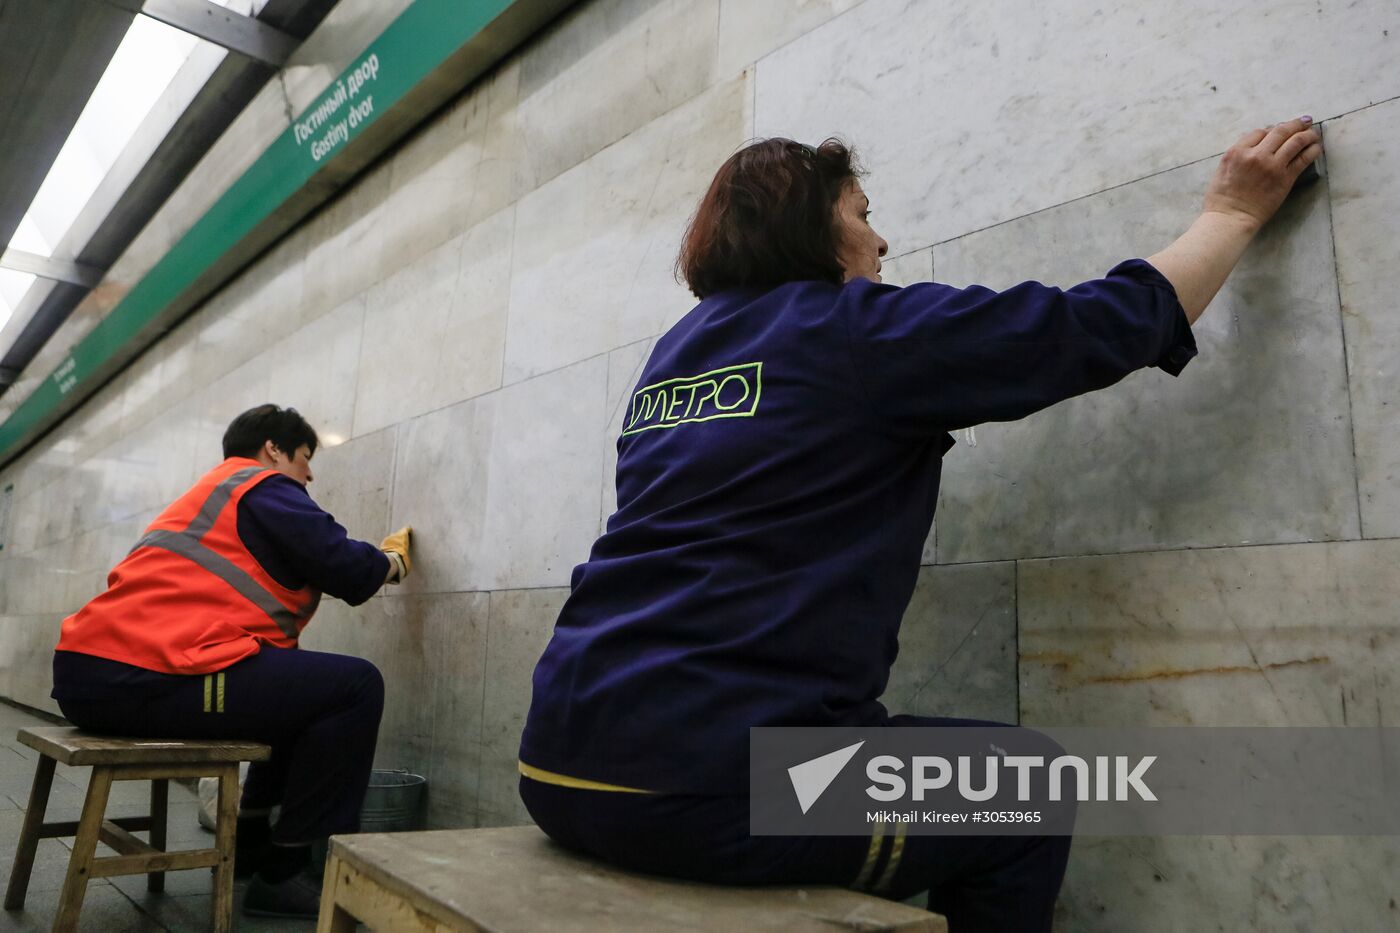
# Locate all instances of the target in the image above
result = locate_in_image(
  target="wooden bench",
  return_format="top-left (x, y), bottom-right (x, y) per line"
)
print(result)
top-left (3, 726), bottom-right (270, 933)
top-left (317, 825), bottom-right (947, 932)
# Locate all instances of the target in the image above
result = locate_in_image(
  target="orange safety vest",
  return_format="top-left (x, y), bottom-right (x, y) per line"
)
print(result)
top-left (56, 457), bottom-right (322, 674)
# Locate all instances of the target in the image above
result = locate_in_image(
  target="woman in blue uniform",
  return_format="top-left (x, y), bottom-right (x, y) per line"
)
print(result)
top-left (519, 118), bottom-right (1322, 932)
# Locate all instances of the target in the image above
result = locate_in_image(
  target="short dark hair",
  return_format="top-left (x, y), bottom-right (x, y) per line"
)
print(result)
top-left (676, 137), bottom-right (864, 299)
top-left (222, 404), bottom-right (319, 460)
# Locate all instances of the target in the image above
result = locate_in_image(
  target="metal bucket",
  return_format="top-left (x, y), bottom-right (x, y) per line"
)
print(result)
top-left (360, 769), bottom-right (427, 834)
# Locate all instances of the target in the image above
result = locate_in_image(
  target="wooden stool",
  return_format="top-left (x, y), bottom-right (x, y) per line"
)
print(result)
top-left (4, 726), bottom-right (270, 932)
top-left (316, 825), bottom-right (947, 932)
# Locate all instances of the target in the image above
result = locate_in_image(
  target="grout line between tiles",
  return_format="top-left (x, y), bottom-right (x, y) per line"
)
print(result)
top-left (1319, 144), bottom-right (1367, 540)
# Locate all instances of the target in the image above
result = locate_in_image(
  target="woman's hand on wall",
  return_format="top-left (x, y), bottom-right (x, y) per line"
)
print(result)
top-left (1203, 117), bottom-right (1323, 232)
top-left (1146, 116), bottom-right (1323, 325)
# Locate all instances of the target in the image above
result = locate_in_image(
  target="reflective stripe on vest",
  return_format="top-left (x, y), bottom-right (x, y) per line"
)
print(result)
top-left (127, 465), bottom-right (306, 640)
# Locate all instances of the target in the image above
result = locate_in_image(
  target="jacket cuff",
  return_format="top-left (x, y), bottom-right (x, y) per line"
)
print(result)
top-left (1109, 258), bottom-right (1199, 376)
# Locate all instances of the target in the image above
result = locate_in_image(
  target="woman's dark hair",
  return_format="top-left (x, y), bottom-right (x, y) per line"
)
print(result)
top-left (222, 404), bottom-right (319, 460)
top-left (676, 137), bottom-right (863, 299)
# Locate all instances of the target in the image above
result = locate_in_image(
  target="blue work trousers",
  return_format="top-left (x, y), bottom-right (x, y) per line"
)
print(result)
top-left (520, 716), bottom-right (1073, 933)
top-left (56, 646), bottom-right (384, 844)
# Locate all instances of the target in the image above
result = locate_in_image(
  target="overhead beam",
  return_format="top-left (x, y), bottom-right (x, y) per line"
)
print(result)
top-left (0, 249), bottom-right (104, 289)
top-left (103, 0), bottom-right (300, 66)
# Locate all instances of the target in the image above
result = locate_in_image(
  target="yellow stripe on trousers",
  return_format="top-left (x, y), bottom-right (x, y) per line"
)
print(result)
top-left (874, 821), bottom-right (907, 894)
top-left (203, 673), bottom-right (226, 713)
top-left (851, 817), bottom-right (887, 890)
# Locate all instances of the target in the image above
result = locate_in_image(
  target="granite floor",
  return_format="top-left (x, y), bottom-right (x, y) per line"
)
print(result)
top-left (0, 701), bottom-right (308, 932)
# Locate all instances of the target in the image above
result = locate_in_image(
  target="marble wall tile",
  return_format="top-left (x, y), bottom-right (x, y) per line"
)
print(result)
top-left (716, 0), bottom-right (865, 78)
top-left (297, 595), bottom-right (433, 778)
top-left (1018, 540), bottom-right (1400, 728)
top-left (931, 158), bottom-right (1357, 563)
top-left (1020, 538), bottom-right (1400, 929)
top-left (301, 590), bottom-right (488, 829)
top-left (599, 337), bottom-right (655, 524)
top-left (423, 592), bottom-right (491, 829)
top-left (1058, 836), bottom-right (1399, 933)
top-left (4, 615), bottom-right (62, 714)
top-left (0, 616), bottom-right (15, 699)
top-left (194, 355), bottom-right (275, 458)
top-left (265, 295), bottom-right (366, 446)
top-left (354, 208), bottom-right (514, 437)
top-left (117, 328), bottom-right (198, 438)
top-left (477, 587), bottom-right (568, 826)
top-left (300, 163), bottom-right (393, 322)
top-left (377, 63), bottom-right (522, 278)
top-left (305, 424), bottom-right (397, 549)
top-left (66, 376), bottom-right (129, 472)
top-left (503, 75), bottom-right (752, 384)
top-left (387, 396), bottom-right (488, 593)
top-left (1327, 100), bottom-right (1400, 539)
top-left (882, 562), bottom-right (1017, 724)
top-left (514, 0), bottom-right (720, 194)
top-left (190, 229), bottom-right (309, 383)
top-left (4, 490), bottom-right (40, 561)
top-left (879, 248), bottom-right (932, 288)
top-left (96, 401), bottom-right (203, 526)
top-left (755, 0), bottom-right (1400, 253)
top-left (390, 354), bottom-right (607, 593)
top-left (475, 356), bottom-right (606, 590)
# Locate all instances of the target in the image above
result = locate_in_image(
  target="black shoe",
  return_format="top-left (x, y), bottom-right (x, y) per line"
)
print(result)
top-left (242, 869), bottom-right (323, 920)
top-left (233, 815), bottom-right (271, 879)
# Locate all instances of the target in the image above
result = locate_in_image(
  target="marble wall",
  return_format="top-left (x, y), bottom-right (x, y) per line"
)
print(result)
top-left (1, 0), bottom-right (1397, 928)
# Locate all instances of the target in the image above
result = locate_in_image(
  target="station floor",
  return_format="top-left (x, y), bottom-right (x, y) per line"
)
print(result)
top-left (0, 700), bottom-right (305, 931)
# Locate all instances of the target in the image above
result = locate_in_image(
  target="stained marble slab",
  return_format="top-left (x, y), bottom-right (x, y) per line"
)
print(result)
top-left (422, 591), bottom-right (492, 830)
top-left (477, 587), bottom-right (569, 826)
top-left (303, 591), bottom-right (489, 830)
top-left (1018, 539), bottom-right (1400, 728)
top-left (755, 0), bottom-right (1400, 253)
top-left (1058, 836), bottom-right (1400, 933)
top-left (882, 561), bottom-right (1017, 724)
top-left (1020, 536), bottom-right (1400, 930)
top-left (354, 208), bottom-right (514, 437)
top-left (931, 156), bottom-right (1357, 563)
top-left (0, 614), bottom-right (63, 714)
top-left (389, 354), bottom-right (607, 593)
top-left (503, 75), bottom-right (752, 384)
top-left (514, 0), bottom-right (720, 195)
top-left (1326, 99), bottom-right (1400, 540)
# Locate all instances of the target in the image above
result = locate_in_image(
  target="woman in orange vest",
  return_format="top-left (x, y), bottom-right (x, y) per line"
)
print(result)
top-left (52, 404), bottom-right (412, 920)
